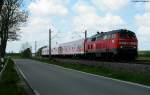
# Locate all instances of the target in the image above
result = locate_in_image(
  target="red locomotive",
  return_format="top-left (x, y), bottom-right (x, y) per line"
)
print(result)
top-left (42, 29), bottom-right (138, 60)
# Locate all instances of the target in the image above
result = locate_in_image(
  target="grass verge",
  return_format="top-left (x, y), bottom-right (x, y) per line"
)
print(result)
top-left (6, 53), bottom-right (23, 59)
top-left (137, 57), bottom-right (150, 62)
top-left (0, 58), bottom-right (27, 95)
top-left (33, 57), bottom-right (150, 86)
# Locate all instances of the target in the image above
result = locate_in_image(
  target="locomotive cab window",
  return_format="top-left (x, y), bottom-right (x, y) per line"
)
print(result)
top-left (96, 34), bottom-right (103, 40)
top-left (120, 33), bottom-right (127, 39)
top-left (91, 37), bottom-right (96, 41)
top-left (128, 32), bottom-right (136, 38)
top-left (107, 34), bottom-right (111, 39)
top-left (103, 35), bottom-right (108, 40)
top-left (119, 31), bottom-right (136, 39)
top-left (102, 34), bottom-right (112, 40)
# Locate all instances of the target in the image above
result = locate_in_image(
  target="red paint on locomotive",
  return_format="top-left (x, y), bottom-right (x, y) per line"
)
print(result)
top-left (85, 29), bottom-right (138, 59)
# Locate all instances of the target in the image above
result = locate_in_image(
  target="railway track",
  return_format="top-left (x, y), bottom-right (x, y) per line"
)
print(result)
top-left (53, 57), bottom-right (150, 66)
top-left (52, 57), bottom-right (150, 76)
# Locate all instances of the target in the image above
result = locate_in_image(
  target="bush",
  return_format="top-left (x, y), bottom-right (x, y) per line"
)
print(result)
top-left (21, 48), bottom-right (32, 58)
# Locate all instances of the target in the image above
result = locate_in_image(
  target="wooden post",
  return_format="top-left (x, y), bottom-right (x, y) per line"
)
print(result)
top-left (49, 29), bottom-right (51, 59)
top-left (84, 30), bottom-right (87, 53)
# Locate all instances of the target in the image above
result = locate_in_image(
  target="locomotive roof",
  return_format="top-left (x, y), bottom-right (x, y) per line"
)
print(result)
top-left (107, 29), bottom-right (134, 34)
top-left (90, 29), bottom-right (134, 38)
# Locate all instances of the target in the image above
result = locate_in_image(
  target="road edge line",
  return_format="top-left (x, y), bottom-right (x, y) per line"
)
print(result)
top-left (15, 62), bottom-right (40, 95)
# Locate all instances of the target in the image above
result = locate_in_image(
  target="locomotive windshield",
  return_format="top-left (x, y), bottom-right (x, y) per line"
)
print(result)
top-left (119, 31), bottom-right (136, 39)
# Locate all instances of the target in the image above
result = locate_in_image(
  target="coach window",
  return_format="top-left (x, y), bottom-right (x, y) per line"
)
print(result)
top-left (96, 35), bottom-right (102, 40)
top-left (91, 45), bottom-right (93, 49)
top-left (88, 45), bottom-right (90, 49)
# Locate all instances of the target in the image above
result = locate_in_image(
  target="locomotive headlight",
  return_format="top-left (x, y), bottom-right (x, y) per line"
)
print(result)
top-left (120, 46), bottom-right (123, 48)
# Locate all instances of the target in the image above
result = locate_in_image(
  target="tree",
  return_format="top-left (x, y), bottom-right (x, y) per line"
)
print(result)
top-left (36, 46), bottom-right (47, 57)
top-left (0, 0), bottom-right (27, 64)
top-left (0, 0), bottom-right (4, 12)
top-left (20, 42), bottom-right (32, 52)
top-left (20, 42), bottom-right (32, 58)
top-left (21, 48), bottom-right (32, 58)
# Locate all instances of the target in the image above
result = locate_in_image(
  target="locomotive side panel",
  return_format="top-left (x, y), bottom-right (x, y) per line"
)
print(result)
top-left (85, 29), bottom-right (138, 59)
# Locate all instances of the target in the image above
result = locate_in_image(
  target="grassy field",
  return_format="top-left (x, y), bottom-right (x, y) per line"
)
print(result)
top-left (137, 51), bottom-right (150, 61)
top-left (138, 51), bottom-right (150, 57)
top-left (0, 58), bottom-right (27, 95)
top-left (137, 57), bottom-right (150, 61)
top-left (32, 57), bottom-right (150, 86)
top-left (6, 53), bottom-right (22, 59)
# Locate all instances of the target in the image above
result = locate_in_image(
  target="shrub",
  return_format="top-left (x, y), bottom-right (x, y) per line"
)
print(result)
top-left (21, 48), bottom-right (32, 58)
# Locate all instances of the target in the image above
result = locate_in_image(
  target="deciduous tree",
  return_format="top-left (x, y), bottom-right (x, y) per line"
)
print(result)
top-left (0, 0), bottom-right (28, 64)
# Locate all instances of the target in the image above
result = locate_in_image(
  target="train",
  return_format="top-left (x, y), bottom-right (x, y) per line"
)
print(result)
top-left (42, 29), bottom-right (138, 60)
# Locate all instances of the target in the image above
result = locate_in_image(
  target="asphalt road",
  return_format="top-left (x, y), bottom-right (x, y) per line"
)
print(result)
top-left (15, 59), bottom-right (150, 95)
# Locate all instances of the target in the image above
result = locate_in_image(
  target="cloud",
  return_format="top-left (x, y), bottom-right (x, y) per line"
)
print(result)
top-left (135, 12), bottom-right (150, 50)
top-left (22, 0), bottom-right (69, 47)
top-left (136, 26), bottom-right (150, 50)
top-left (29, 0), bottom-right (68, 16)
top-left (7, 0), bottom-right (68, 52)
top-left (6, 0), bottom-right (130, 52)
top-left (145, 2), bottom-right (150, 10)
top-left (73, 1), bottom-right (96, 14)
top-left (72, 1), bottom-right (126, 35)
top-left (92, 0), bottom-right (129, 12)
top-left (135, 13), bottom-right (150, 26)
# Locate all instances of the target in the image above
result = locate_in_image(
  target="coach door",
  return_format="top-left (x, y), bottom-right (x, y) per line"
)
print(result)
top-left (58, 47), bottom-right (63, 54)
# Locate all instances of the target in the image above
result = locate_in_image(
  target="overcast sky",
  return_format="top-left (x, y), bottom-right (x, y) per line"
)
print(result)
top-left (6, 0), bottom-right (150, 53)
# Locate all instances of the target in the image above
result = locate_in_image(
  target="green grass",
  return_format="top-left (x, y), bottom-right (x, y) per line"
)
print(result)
top-left (137, 51), bottom-right (150, 61)
top-left (138, 51), bottom-right (150, 57)
top-left (6, 53), bottom-right (23, 59)
top-left (0, 58), bottom-right (27, 95)
top-left (33, 57), bottom-right (150, 86)
top-left (137, 57), bottom-right (150, 61)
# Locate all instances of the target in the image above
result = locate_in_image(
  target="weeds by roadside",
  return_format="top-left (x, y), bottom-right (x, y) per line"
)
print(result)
top-left (0, 58), bottom-right (27, 95)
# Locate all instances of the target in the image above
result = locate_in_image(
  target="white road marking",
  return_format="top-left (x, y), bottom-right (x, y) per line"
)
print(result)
top-left (16, 65), bottom-right (28, 81)
top-left (15, 62), bottom-right (41, 95)
top-left (34, 90), bottom-right (41, 95)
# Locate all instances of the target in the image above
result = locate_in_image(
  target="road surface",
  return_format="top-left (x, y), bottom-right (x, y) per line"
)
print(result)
top-left (15, 59), bottom-right (150, 95)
